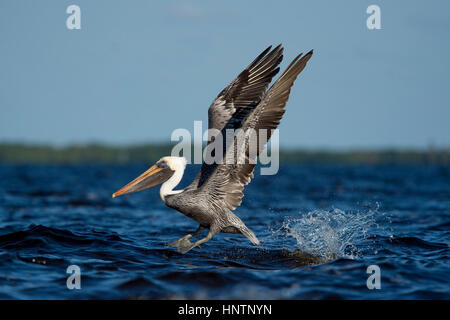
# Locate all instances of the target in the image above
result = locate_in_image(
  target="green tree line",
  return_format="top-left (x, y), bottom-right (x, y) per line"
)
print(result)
top-left (0, 143), bottom-right (448, 165)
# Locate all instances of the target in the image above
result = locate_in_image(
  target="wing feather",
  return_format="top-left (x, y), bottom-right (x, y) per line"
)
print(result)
top-left (198, 50), bottom-right (314, 211)
top-left (207, 45), bottom-right (284, 133)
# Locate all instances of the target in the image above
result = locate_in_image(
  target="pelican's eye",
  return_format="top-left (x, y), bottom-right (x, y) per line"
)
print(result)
top-left (157, 161), bottom-right (168, 169)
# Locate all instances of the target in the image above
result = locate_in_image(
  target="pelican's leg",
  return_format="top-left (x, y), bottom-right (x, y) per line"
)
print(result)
top-left (178, 231), bottom-right (213, 254)
top-left (167, 225), bottom-right (204, 249)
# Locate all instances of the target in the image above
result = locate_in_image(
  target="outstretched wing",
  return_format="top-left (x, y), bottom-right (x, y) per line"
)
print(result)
top-left (196, 50), bottom-right (314, 211)
top-left (208, 44), bottom-right (284, 134)
top-left (186, 45), bottom-right (283, 191)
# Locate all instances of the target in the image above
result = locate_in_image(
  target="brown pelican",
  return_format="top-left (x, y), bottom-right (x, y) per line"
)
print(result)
top-left (112, 45), bottom-right (313, 254)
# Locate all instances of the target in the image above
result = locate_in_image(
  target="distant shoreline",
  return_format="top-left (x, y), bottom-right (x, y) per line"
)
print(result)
top-left (0, 143), bottom-right (448, 165)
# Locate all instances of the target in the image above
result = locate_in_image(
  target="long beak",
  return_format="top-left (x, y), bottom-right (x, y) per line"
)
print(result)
top-left (112, 164), bottom-right (173, 198)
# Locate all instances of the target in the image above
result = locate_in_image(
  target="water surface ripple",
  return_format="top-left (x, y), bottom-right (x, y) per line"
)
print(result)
top-left (0, 164), bottom-right (448, 299)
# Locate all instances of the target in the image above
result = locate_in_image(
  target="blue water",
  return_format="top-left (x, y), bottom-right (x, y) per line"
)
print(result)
top-left (0, 164), bottom-right (449, 299)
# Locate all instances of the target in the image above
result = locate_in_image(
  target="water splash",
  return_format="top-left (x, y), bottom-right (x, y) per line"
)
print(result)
top-left (281, 206), bottom-right (380, 262)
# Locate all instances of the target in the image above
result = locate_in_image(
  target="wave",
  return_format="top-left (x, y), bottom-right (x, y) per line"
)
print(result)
top-left (0, 224), bottom-right (123, 250)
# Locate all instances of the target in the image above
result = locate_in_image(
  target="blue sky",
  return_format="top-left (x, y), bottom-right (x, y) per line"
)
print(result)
top-left (1, 0), bottom-right (449, 149)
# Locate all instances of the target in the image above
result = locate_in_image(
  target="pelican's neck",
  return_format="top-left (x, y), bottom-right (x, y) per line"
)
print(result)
top-left (160, 166), bottom-right (185, 203)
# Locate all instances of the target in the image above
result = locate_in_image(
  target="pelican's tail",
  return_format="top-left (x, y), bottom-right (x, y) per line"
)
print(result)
top-left (225, 211), bottom-right (260, 245)
top-left (239, 225), bottom-right (260, 245)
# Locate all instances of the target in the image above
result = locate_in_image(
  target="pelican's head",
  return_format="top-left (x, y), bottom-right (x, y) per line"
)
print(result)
top-left (112, 156), bottom-right (187, 198)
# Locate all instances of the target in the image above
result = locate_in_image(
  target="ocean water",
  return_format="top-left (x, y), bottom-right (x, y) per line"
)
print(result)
top-left (0, 163), bottom-right (448, 299)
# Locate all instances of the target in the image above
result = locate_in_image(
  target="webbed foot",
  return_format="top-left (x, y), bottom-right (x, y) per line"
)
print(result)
top-left (177, 231), bottom-right (213, 254)
top-left (178, 244), bottom-right (200, 254)
top-left (167, 237), bottom-right (193, 249)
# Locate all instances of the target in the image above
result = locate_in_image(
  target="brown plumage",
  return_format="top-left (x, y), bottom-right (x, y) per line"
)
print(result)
top-left (112, 45), bottom-right (313, 254)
